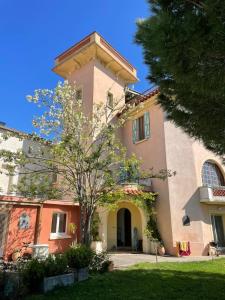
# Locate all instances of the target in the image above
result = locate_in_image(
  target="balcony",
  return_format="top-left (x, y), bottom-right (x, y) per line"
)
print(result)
top-left (199, 186), bottom-right (225, 204)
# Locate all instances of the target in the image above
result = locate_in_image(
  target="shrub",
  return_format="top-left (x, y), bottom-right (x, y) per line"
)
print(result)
top-left (22, 254), bottom-right (68, 292)
top-left (89, 251), bottom-right (111, 273)
top-left (44, 254), bottom-right (68, 277)
top-left (22, 259), bottom-right (45, 292)
top-left (65, 244), bottom-right (94, 269)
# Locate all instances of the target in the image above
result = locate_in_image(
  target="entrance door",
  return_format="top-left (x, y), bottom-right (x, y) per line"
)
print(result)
top-left (0, 213), bottom-right (7, 257)
top-left (211, 215), bottom-right (225, 247)
top-left (117, 208), bottom-right (131, 248)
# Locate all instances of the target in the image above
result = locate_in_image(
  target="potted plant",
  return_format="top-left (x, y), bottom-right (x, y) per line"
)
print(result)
top-left (89, 251), bottom-right (113, 273)
top-left (157, 241), bottom-right (165, 256)
top-left (90, 212), bottom-right (103, 253)
top-left (12, 248), bottom-right (21, 261)
top-left (22, 255), bottom-right (74, 294)
top-left (65, 244), bottom-right (94, 281)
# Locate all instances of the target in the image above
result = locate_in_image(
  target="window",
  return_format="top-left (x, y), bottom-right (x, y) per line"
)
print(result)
top-left (202, 161), bottom-right (224, 187)
top-left (107, 92), bottom-right (114, 109)
top-left (50, 213), bottom-right (67, 238)
top-left (132, 112), bottom-right (150, 143)
top-left (76, 88), bottom-right (82, 101)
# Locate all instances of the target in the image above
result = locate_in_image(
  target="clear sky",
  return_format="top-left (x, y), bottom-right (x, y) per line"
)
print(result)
top-left (0, 0), bottom-right (151, 133)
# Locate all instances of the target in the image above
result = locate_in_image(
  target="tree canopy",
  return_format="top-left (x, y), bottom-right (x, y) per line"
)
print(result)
top-left (136, 0), bottom-right (225, 156)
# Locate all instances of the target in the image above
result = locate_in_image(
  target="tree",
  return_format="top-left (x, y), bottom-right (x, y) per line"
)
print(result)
top-left (0, 82), bottom-right (130, 245)
top-left (0, 82), bottom-right (173, 246)
top-left (136, 0), bottom-right (225, 156)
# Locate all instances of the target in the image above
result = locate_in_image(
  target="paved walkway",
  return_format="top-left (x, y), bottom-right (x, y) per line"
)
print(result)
top-left (110, 253), bottom-right (221, 269)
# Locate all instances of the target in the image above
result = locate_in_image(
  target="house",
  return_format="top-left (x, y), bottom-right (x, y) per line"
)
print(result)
top-left (1, 31), bottom-right (225, 258)
top-left (53, 32), bottom-right (225, 256)
top-left (0, 124), bottom-right (80, 260)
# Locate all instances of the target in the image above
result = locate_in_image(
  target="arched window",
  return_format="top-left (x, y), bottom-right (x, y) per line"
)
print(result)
top-left (202, 161), bottom-right (224, 187)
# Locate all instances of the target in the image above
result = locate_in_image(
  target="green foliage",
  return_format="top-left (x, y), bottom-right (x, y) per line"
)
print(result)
top-left (65, 244), bottom-right (94, 269)
top-left (22, 259), bottom-right (45, 292)
top-left (89, 251), bottom-right (111, 274)
top-left (136, 0), bottom-right (225, 156)
top-left (43, 254), bottom-right (68, 277)
top-left (22, 255), bottom-right (68, 292)
top-left (91, 211), bottom-right (101, 241)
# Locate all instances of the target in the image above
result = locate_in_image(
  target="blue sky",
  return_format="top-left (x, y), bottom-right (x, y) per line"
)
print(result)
top-left (0, 0), bottom-right (151, 133)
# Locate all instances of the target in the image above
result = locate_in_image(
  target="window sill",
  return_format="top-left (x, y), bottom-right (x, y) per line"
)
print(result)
top-left (134, 138), bottom-right (149, 145)
top-left (49, 234), bottom-right (72, 240)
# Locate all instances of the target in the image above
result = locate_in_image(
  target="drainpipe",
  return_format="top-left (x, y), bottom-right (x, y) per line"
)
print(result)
top-left (34, 204), bottom-right (43, 244)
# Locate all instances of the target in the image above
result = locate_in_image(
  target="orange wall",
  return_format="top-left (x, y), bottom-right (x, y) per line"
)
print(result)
top-left (4, 205), bottom-right (38, 259)
top-left (38, 204), bottom-right (80, 254)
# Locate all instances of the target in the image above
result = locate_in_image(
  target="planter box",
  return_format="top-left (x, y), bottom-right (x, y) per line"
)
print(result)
top-left (149, 240), bottom-right (160, 255)
top-left (91, 241), bottom-right (103, 254)
top-left (74, 267), bottom-right (89, 282)
top-left (43, 273), bottom-right (74, 293)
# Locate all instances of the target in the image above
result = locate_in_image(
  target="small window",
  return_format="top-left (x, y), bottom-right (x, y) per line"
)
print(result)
top-left (76, 88), bottom-right (82, 101)
top-left (107, 92), bottom-right (114, 109)
top-left (51, 213), bottom-right (67, 236)
top-left (132, 112), bottom-right (150, 143)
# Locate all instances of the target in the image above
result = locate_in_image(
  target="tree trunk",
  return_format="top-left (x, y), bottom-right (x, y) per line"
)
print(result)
top-left (79, 203), bottom-right (94, 247)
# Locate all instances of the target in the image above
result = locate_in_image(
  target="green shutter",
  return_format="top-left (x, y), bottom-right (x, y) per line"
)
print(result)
top-left (132, 119), bottom-right (138, 144)
top-left (144, 112), bottom-right (150, 139)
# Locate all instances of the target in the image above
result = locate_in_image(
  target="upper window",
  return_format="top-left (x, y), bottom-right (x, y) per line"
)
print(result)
top-left (107, 92), bottom-right (114, 109)
top-left (132, 112), bottom-right (150, 143)
top-left (51, 212), bottom-right (67, 237)
top-left (202, 161), bottom-right (224, 187)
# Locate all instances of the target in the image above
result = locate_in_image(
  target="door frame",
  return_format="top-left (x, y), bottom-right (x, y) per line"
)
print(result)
top-left (211, 214), bottom-right (225, 246)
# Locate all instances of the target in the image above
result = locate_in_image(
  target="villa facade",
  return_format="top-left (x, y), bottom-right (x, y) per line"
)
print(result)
top-left (1, 32), bottom-right (225, 258)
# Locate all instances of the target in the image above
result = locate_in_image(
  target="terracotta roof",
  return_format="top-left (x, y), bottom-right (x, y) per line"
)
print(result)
top-left (123, 187), bottom-right (144, 196)
top-left (118, 87), bottom-right (159, 117)
top-left (128, 87), bottom-right (159, 106)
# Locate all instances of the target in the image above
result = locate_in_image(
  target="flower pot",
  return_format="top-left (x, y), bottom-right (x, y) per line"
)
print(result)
top-left (12, 252), bottom-right (20, 261)
top-left (91, 241), bottom-right (103, 254)
top-left (74, 267), bottom-right (89, 282)
top-left (108, 261), bottom-right (114, 272)
top-left (157, 246), bottom-right (165, 256)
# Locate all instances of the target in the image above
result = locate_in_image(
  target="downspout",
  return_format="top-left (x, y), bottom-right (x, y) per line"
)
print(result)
top-left (34, 203), bottom-right (43, 244)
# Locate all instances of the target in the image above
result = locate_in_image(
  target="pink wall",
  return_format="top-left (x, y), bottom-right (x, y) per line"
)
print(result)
top-left (121, 103), bottom-right (174, 253)
top-left (4, 205), bottom-right (38, 260)
top-left (38, 204), bottom-right (80, 254)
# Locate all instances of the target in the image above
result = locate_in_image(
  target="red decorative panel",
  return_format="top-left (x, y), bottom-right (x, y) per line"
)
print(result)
top-left (213, 188), bottom-right (225, 196)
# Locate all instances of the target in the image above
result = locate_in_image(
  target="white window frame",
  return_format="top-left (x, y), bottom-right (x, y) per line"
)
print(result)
top-left (50, 212), bottom-right (69, 239)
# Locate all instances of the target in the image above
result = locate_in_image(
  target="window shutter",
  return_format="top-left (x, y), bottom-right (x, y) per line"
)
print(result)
top-left (132, 119), bottom-right (138, 144)
top-left (144, 112), bottom-right (150, 139)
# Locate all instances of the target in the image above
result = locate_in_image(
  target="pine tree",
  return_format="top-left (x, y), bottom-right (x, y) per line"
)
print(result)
top-left (136, 0), bottom-right (225, 156)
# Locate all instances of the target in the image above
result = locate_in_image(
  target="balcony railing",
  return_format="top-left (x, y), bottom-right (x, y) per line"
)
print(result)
top-left (199, 186), bottom-right (225, 204)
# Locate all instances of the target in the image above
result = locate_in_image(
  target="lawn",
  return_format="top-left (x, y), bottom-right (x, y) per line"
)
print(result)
top-left (27, 259), bottom-right (225, 300)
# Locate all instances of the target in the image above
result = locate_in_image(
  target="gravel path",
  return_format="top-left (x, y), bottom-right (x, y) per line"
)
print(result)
top-left (110, 253), bottom-right (222, 269)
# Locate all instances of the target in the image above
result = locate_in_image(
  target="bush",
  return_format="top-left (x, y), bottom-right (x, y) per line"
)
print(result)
top-left (44, 254), bottom-right (68, 277)
top-left (22, 259), bottom-right (45, 292)
top-left (89, 251), bottom-right (111, 273)
top-left (65, 244), bottom-right (94, 269)
top-left (22, 254), bottom-right (68, 292)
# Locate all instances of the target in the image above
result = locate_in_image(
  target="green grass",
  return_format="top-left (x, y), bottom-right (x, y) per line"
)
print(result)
top-left (27, 259), bottom-right (225, 300)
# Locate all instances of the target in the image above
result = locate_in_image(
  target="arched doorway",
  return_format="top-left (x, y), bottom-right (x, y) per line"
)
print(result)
top-left (117, 208), bottom-right (131, 248)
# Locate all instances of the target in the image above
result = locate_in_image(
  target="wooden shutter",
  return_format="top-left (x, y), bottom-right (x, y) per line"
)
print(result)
top-left (144, 112), bottom-right (150, 139)
top-left (132, 119), bottom-right (138, 144)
